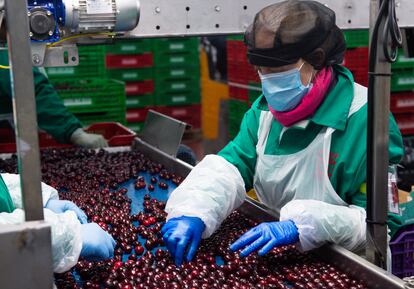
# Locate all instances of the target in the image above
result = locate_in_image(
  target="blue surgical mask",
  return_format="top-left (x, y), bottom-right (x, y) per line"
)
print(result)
top-left (259, 63), bottom-right (313, 112)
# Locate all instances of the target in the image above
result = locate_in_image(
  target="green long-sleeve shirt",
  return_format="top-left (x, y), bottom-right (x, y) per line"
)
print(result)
top-left (218, 65), bottom-right (405, 237)
top-left (0, 50), bottom-right (81, 143)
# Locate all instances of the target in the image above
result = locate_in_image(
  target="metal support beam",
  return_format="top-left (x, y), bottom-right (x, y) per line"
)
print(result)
top-left (127, 0), bottom-right (414, 38)
top-left (0, 222), bottom-right (53, 289)
top-left (5, 0), bottom-right (43, 221)
top-left (366, 0), bottom-right (392, 269)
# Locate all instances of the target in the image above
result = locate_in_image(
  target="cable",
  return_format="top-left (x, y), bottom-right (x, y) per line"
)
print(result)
top-left (382, 0), bottom-right (403, 62)
top-left (47, 32), bottom-right (116, 47)
top-left (0, 65), bottom-right (9, 69)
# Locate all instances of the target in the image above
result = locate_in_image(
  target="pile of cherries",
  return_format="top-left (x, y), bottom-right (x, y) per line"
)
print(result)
top-left (0, 148), bottom-right (369, 289)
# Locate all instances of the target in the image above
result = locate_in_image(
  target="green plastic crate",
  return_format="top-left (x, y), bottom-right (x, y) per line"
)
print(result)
top-left (343, 30), bottom-right (369, 48)
top-left (46, 46), bottom-right (106, 79)
top-left (392, 49), bottom-right (414, 70)
top-left (126, 122), bottom-right (145, 134)
top-left (153, 38), bottom-right (199, 54)
top-left (75, 109), bottom-right (126, 126)
top-left (155, 91), bottom-right (200, 106)
top-left (155, 67), bottom-right (199, 80)
top-left (108, 39), bottom-right (153, 55)
top-left (153, 51), bottom-right (200, 67)
top-left (227, 35), bottom-right (244, 41)
top-left (108, 67), bottom-right (154, 82)
top-left (52, 78), bottom-right (126, 113)
top-left (391, 69), bottom-right (414, 92)
top-left (155, 77), bottom-right (200, 95)
top-left (228, 99), bottom-right (249, 138)
top-left (126, 94), bottom-right (154, 108)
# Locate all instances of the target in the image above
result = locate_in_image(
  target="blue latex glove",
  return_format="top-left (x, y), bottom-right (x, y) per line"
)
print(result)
top-left (161, 216), bottom-right (205, 266)
top-left (230, 220), bottom-right (299, 257)
top-left (45, 200), bottom-right (88, 224)
top-left (80, 223), bottom-right (116, 261)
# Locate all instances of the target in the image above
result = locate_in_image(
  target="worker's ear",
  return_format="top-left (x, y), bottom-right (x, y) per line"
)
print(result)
top-left (304, 48), bottom-right (326, 70)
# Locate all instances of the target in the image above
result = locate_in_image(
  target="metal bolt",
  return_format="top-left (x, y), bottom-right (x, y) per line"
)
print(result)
top-left (215, 5), bottom-right (221, 12)
top-left (27, 11), bottom-right (31, 17)
top-left (48, 31), bottom-right (53, 36)
top-left (46, 11), bottom-right (51, 16)
top-left (59, 17), bottom-right (63, 22)
top-left (155, 7), bottom-right (161, 13)
top-left (32, 54), bottom-right (41, 65)
top-left (29, 32), bottom-right (33, 37)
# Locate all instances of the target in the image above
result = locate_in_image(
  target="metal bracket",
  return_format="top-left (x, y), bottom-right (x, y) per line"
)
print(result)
top-left (32, 43), bottom-right (79, 67)
top-left (141, 110), bottom-right (189, 157)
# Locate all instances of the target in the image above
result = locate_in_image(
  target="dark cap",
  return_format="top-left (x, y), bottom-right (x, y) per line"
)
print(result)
top-left (245, 0), bottom-right (346, 68)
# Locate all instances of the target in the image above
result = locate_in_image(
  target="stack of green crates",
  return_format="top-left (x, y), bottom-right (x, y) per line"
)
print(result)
top-left (47, 45), bottom-right (126, 126)
top-left (391, 48), bottom-right (414, 92)
top-left (50, 78), bottom-right (126, 126)
top-left (228, 99), bottom-right (250, 139)
top-left (107, 39), bottom-right (155, 109)
top-left (46, 46), bottom-right (107, 80)
top-left (153, 38), bottom-right (201, 106)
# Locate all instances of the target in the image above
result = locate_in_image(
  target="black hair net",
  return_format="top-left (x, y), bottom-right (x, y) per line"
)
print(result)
top-left (244, 0), bottom-right (346, 69)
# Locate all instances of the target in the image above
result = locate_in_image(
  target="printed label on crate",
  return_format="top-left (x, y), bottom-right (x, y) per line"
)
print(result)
top-left (122, 72), bottom-right (139, 79)
top-left (169, 43), bottom-right (185, 50)
top-left (397, 99), bottom-right (414, 108)
top-left (171, 109), bottom-right (188, 117)
top-left (126, 85), bottom-right (140, 94)
top-left (47, 67), bottom-right (75, 75)
top-left (122, 58), bottom-right (138, 66)
top-left (86, 0), bottom-right (113, 14)
top-left (127, 111), bottom-right (142, 119)
top-left (121, 45), bottom-right (138, 52)
top-left (398, 55), bottom-right (414, 63)
top-left (170, 69), bottom-right (185, 77)
top-left (172, 96), bottom-right (187, 103)
top-left (397, 121), bottom-right (414, 129)
top-left (171, 83), bottom-right (187, 90)
top-left (126, 99), bottom-right (140, 106)
top-left (170, 56), bottom-right (185, 64)
top-left (64, 98), bottom-right (92, 107)
top-left (398, 77), bottom-right (414, 85)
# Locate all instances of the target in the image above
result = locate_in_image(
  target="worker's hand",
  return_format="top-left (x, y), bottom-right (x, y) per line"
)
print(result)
top-left (70, 128), bottom-right (108, 149)
top-left (230, 220), bottom-right (299, 257)
top-left (45, 199), bottom-right (88, 224)
top-left (161, 216), bottom-right (205, 266)
top-left (80, 223), bottom-right (116, 261)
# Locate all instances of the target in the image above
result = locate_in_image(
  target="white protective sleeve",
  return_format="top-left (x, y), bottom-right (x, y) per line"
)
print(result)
top-left (165, 155), bottom-right (246, 238)
top-left (1, 173), bottom-right (59, 208)
top-left (280, 199), bottom-right (366, 252)
top-left (0, 208), bottom-right (82, 273)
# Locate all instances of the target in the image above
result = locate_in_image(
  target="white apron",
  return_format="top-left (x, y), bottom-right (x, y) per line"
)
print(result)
top-left (253, 83), bottom-right (367, 217)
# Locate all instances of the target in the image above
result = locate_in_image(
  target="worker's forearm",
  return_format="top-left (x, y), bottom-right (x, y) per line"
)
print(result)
top-left (1, 173), bottom-right (59, 209)
top-left (280, 199), bottom-right (366, 252)
top-left (165, 154), bottom-right (246, 238)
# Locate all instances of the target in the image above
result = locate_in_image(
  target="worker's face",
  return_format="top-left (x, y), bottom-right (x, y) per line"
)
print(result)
top-left (256, 60), bottom-right (316, 86)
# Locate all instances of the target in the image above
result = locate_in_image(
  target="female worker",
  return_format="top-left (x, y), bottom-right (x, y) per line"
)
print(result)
top-left (162, 0), bottom-right (404, 266)
top-left (0, 173), bottom-right (115, 273)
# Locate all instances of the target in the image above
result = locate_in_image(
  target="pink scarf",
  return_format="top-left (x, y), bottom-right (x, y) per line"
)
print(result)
top-left (269, 67), bottom-right (333, 127)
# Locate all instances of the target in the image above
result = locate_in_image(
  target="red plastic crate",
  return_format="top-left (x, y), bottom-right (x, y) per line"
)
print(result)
top-left (227, 40), bottom-right (247, 63)
top-left (106, 54), bottom-right (153, 69)
top-left (125, 80), bottom-right (154, 96)
top-left (126, 108), bottom-right (151, 123)
top-left (391, 92), bottom-right (414, 113)
top-left (0, 122), bottom-right (136, 153)
top-left (344, 47), bottom-right (369, 69)
top-left (229, 86), bottom-right (249, 101)
top-left (154, 105), bottom-right (201, 128)
top-left (394, 113), bottom-right (414, 135)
